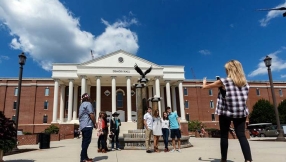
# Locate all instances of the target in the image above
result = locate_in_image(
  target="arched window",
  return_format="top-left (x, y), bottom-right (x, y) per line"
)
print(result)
top-left (117, 91), bottom-right (123, 108)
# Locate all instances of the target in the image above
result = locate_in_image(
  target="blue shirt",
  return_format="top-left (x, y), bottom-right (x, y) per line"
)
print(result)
top-left (168, 112), bottom-right (179, 129)
top-left (78, 101), bottom-right (94, 130)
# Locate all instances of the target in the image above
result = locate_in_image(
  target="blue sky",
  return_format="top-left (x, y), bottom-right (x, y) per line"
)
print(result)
top-left (0, 0), bottom-right (286, 81)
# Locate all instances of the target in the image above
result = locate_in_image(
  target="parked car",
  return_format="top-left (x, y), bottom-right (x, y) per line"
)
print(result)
top-left (258, 125), bottom-right (278, 137)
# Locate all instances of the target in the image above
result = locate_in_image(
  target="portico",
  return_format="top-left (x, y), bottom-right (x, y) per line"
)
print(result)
top-left (51, 50), bottom-right (186, 123)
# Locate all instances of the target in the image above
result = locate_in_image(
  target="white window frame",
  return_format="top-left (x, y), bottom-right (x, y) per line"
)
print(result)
top-left (256, 88), bottom-right (260, 96)
top-left (184, 88), bottom-right (188, 96)
top-left (211, 114), bottom-right (215, 121)
top-left (44, 100), bottom-right (48, 110)
top-left (184, 100), bottom-right (189, 109)
top-left (45, 87), bottom-right (50, 96)
top-left (209, 89), bottom-right (213, 96)
top-left (14, 87), bottom-right (18, 96)
top-left (279, 89), bottom-right (283, 97)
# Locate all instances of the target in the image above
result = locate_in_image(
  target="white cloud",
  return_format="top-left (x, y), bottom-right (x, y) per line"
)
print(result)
top-left (248, 50), bottom-right (286, 77)
top-left (281, 74), bottom-right (286, 78)
top-left (0, 55), bottom-right (9, 63)
top-left (259, 2), bottom-right (286, 27)
top-left (198, 49), bottom-right (211, 55)
top-left (0, 0), bottom-right (139, 71)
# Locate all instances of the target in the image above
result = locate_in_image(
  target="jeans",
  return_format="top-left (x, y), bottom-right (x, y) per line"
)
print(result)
top-left (80, 127), bottom-right (93, 161)
top-left (111, 129), bottom-right (120, 149)
top-left (219, 115), bottom-right (252, 161)
top-left (162, 128), bottom-right (169, 149)
top-left (98, 134), bottom-right (106, 150)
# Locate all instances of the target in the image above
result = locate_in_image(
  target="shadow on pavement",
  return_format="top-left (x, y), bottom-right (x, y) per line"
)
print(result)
top-left (4, 160), bottom-right (35, 162)
top-left (93, 156), bottom-right (108, 161)
top-left (198, 157), bottom-right (234, 162)
top-left (4, 149), bottom-right (38, 156)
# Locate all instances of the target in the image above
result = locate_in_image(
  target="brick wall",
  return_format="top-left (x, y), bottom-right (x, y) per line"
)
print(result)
top-left (17, 135), bottom-right (38, 146)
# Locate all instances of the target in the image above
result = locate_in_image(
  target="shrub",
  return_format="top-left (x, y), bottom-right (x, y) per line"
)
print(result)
top-left (44, 124), bottom-right (59, 134)
top-left (188, 120), bottom-right (202, 132)
top-left (23, 131), bottom-right (33, 135)
top-left (0, 111), bottom-right (17, 153)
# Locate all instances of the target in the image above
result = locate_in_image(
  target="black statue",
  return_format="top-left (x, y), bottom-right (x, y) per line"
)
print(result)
top-left (134, 64), bottom-right (152, 83)
top-left (257, 7), bottom-right (286, 17)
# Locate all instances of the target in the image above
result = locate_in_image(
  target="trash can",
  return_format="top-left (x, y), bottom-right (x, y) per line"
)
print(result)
top-left (39, 133), bottom-right (50, 149)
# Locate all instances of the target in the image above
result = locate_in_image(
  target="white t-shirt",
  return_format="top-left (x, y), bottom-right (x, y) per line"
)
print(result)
top-left (143, 112), bottom-right (153, 130)
top-left (161, 119), bottom-right (169, 129)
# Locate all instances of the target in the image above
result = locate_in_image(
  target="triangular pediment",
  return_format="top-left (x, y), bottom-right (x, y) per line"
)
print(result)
top-left (81, 50), bottom-right (162, 68)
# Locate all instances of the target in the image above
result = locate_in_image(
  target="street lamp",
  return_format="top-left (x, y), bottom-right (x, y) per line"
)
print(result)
top-left (15, 52), bottom-right (27, 134)
top-left (263, 56), bottom-right (285, 141)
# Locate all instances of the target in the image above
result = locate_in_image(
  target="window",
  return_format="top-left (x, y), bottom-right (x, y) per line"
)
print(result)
top-left (211, 114), bottom-right (215, 121)
top-left (184, 100), bottom-right (189, 109)
top-left (279, 89), bottom-right (283, 96)
top-left (183, 88), bottom-right (188, 96)
top-left (209, 89), bottom-right (213, 96)
top-left (45, 87), bottom-right (50, 96)
top-left (44, 101), bottom-right (48, 110)
top-left (185, 114), bottom-right (190, 121)
top-left (256, 88), bottom-right (260, 96)
top-left (210, 100), bottom-right (214, 108)
top-left (43, 115), bottom-right (48, 123)
top-left (92, 100), bottom-right (96, 108)
top-left (117, 91), bottom-right (123, 108)
top-left (13, 101), bottom-right (17, 110)
top-left (12, 115), bottom-right (16, 122)
top-left (14, 87), bottom-right (18, 96)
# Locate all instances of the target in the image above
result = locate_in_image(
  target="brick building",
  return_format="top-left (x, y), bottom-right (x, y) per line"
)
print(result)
top-left (0, 50), bottom-right (285, 134)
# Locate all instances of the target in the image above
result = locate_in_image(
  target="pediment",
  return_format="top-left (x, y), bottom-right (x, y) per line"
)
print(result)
top-left (81, 50), bottom-right (161, 68)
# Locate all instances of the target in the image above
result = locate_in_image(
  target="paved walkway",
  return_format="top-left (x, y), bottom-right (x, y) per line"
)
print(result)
top-left (3, 137), bottom-right (286, 162)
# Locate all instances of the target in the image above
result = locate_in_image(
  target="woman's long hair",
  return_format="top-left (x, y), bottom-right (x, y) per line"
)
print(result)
top-left (153, 109), bottom-right (160, 118)
top-left (162, 111), bottom-right (168, 120)
top-left (225, 60), bottom-right (247, 87)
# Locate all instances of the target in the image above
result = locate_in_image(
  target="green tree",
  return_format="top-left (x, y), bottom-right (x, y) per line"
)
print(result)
top-left (249, 99), bottom-right (276, 124)
top-left (188, 120), bottom-right (202, 132)
top-left (278, 100), bottom-right (286, 124)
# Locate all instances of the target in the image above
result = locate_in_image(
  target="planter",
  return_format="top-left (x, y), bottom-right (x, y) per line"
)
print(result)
top-left (0, 149), bottom-right (3, 162)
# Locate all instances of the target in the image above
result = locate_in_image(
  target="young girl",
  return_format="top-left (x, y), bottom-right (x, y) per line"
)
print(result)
top-left (152, 109), bottom-right (162, 153)
top-left (97, 112), bottom-right (106, 153)
top-left (161, 111), bottom-right (170, 152)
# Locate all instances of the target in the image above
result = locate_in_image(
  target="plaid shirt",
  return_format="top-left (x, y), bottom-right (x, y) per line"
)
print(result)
top-left (215, 78), bottom-right (249, 118)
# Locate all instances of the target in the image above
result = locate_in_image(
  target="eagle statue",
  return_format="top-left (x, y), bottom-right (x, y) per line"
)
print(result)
top-left (134, 64), bottom-right (152, 79)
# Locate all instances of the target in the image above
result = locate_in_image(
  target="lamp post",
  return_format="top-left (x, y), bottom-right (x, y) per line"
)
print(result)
top-left (263, 56), bottom-right (285, 141)
top-left (15, 52), bottom-right (27, 133)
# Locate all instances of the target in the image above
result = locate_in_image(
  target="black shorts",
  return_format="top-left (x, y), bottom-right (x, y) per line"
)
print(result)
top-left (170, 129), bottom-right (181, 139)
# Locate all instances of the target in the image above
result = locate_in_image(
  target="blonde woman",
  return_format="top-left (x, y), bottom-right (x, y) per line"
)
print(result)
top-left (202, 60), bottom-right (252, 162)
top-left (152, 109), bottom-right (162, 153)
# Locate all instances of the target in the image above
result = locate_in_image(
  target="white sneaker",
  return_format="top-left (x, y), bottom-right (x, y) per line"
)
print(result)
top-left (177, 149), bottom-right (182, 153)
top-left (117, 148), bottom-right (121, 151)
top-left (170, 149), bottom-right (176, 153)
top-left (111, 148), bottom-right (115, 151)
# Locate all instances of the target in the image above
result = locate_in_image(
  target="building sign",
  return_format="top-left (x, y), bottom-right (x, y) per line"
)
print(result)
top-left (113, 70), bottom-right (130, 73)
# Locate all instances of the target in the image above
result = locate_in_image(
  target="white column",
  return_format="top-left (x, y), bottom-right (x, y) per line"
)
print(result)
top-left (59, 85), bottom-right (66, 123)
top-left (96, 76), bottom-right (101, 120)
top-left (67, 79), bottom-right (74, 122)
top-left (166, 81), bottom-right (171, 107)
top-left (81, 75), bottom-right (87, 95)
top-left (155, 77), bottom-right (161, 116)
top-left (160, 85), bottom-right (165, 114)
top-left (87, 85), bottom-right (91, 95)
top-left (148, 85), bottom-right (152, 107)
top-left (126, 76), bottom-right (132, 122)
top-left (171, 86), bottom-right (177, 112)
top-left (111, 76), bottom-right (116, 113)
top-left (178, 81), bottom-right (186, 122)
top-left (52, 79), bottom-right (59, 123)
top-left (73, 85), bottom-right (78, 120)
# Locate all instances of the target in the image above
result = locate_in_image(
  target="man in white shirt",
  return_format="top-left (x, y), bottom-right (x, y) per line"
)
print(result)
top-left (144, 107), bottom-right (153, 153)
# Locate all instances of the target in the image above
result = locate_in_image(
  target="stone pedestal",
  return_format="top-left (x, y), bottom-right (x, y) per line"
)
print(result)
top-left (110, 129), bottom-right (193, 150)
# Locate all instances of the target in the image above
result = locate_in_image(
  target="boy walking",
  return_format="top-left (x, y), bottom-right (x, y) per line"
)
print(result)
top-left (166, 106), bottom-right (181, 152)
